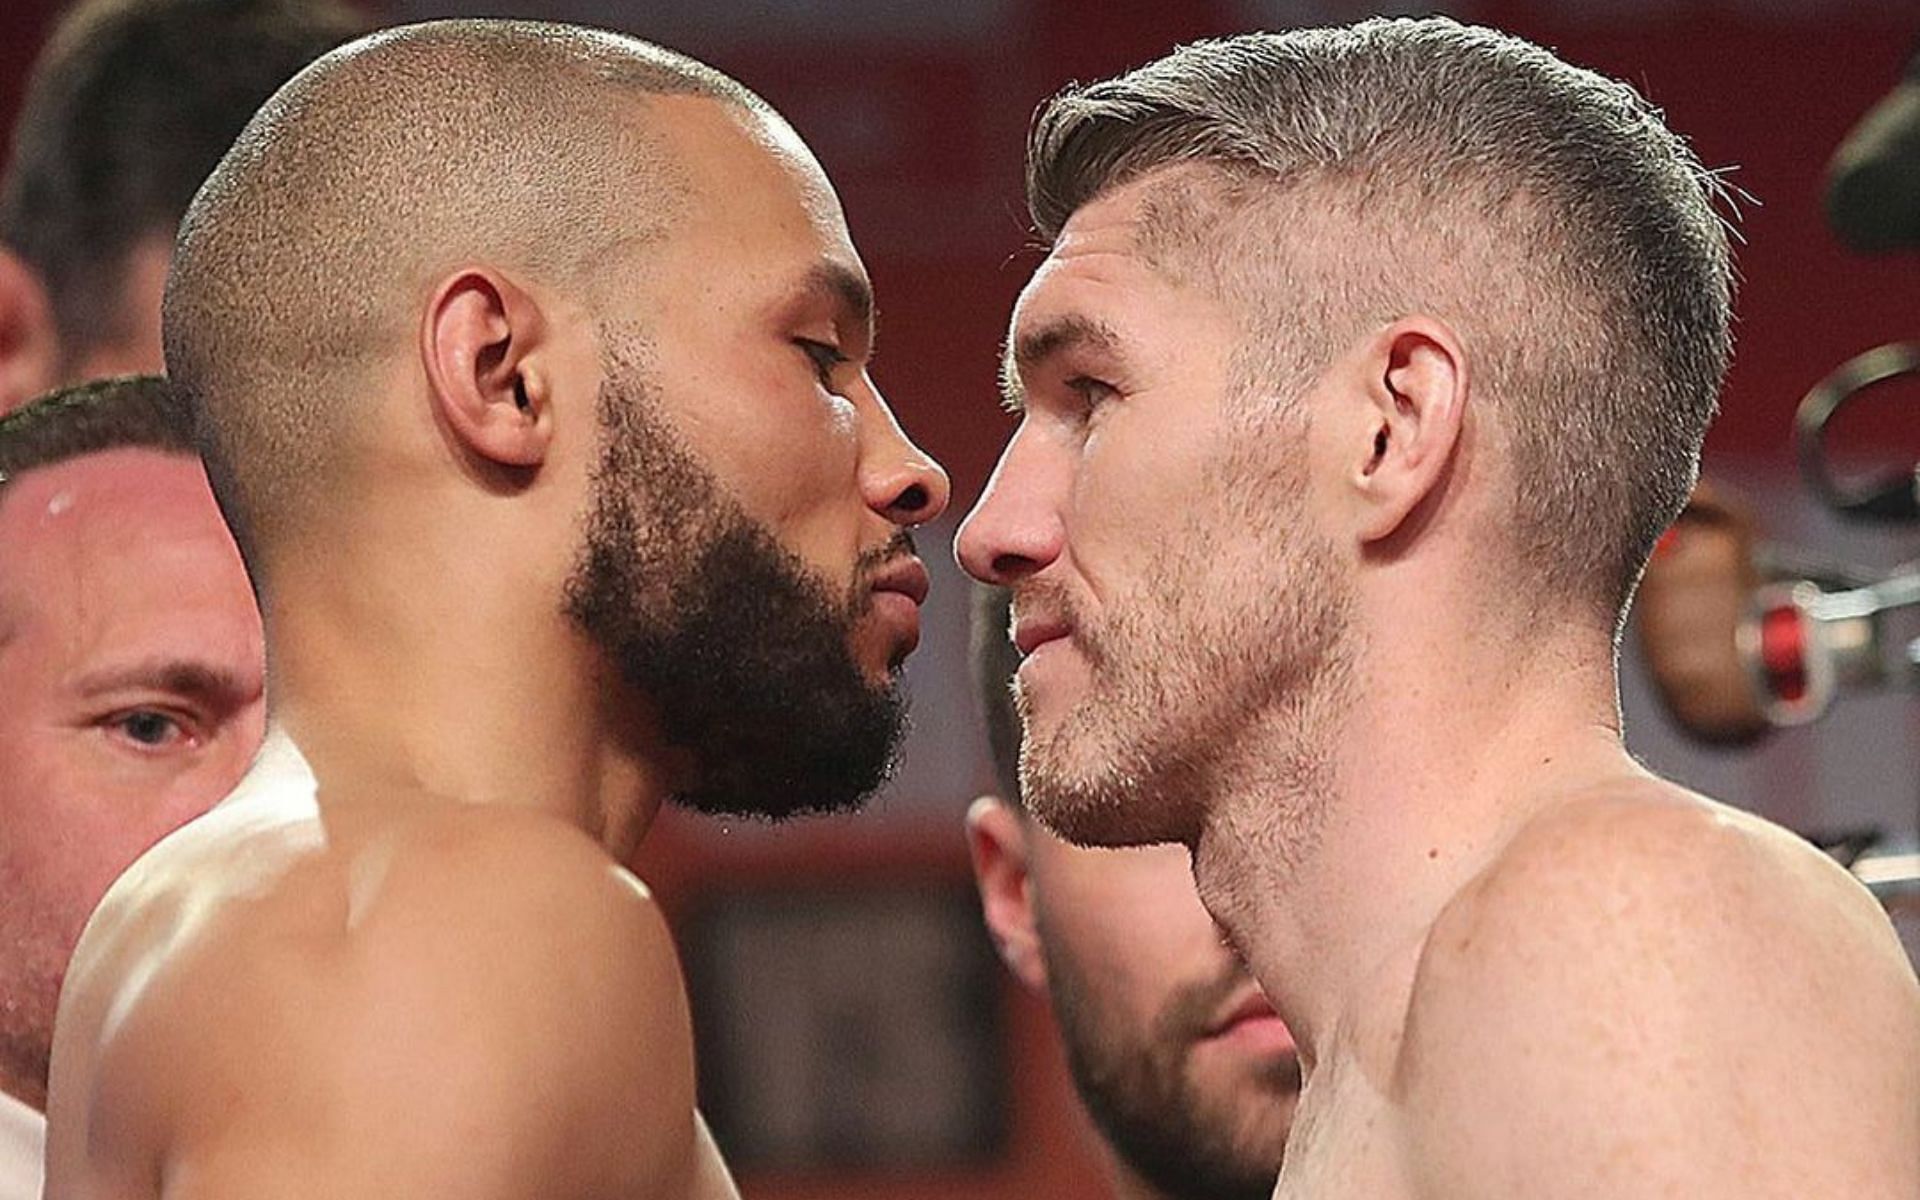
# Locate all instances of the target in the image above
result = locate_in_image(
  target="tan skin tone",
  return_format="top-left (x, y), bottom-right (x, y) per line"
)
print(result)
top-left (44, 96), bottom-right (947, 1200)
top-left (957, 170), bottom-right (1920, 1199)
top-left (969, 797), bottom-right (1297, 1200)
top-left (0, 450), bottom-right (265, 1113)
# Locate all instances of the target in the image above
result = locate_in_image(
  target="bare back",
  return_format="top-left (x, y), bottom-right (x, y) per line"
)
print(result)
top-left (1272, 780), bottom-right (1920, 1200)
top-left (44, 734), bottom-right (738, 1200)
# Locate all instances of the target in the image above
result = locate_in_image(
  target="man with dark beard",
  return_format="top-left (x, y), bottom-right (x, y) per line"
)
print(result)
top-left (43, 20), bottom-right (946, 1200)
top-left (957, 18), bottom-right (1918, 1200)
top-left (966, 586), bottom-right (1297, 1200)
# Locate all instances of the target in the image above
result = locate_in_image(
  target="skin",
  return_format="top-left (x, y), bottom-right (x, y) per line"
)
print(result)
top-left (957, 170), bottom-right (1920, 1199)
top-left (44, 94), bottom-right (947, 1200)
top-left (0, 449), bottom-right (265, 1113)
top-left (0, 236), bottom-right (172, 414)
top-left (968, 797), bottom-right (1297, 1200)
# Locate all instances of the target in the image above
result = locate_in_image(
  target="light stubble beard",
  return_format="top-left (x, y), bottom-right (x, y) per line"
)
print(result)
top-left (1014, 421), bottom-right (1356, 871)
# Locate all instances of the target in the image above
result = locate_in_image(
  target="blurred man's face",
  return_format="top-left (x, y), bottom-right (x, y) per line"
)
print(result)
top-left (970, 797), bottom-right (1297, 1200)
top-left (0, 448), bottom-right (264, 1107)
top-left (65, 237), bottom-right (172, 383)
top-left (0, 235), bottom-right (172, 417)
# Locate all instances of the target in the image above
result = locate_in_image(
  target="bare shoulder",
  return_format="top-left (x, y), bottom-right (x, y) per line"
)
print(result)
top-left (1421, 780), bottom-right (1912, 994)
top-left (79, 803), bottom-right (703, 1199)
top-left (1396, 780), bottom-right (1920, 1199)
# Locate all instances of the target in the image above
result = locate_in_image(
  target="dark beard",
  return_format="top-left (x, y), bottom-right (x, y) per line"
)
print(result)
top-left (1046, 946), bottom-right (1296, 1200)
top-left (562, 337), bottom-right (906, 819)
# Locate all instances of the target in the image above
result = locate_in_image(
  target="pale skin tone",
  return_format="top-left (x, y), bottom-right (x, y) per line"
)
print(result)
top-left (0, 449), bottom-right (265, 1113)
top-left (44, 94), bottom-right (947, 1200)
top-left (968, 797), bottom-right (1296, 1200)
top-left (0, 197), bottom-right (243, 1111)
top-left (957, 170), bottom-right (1920, 1199)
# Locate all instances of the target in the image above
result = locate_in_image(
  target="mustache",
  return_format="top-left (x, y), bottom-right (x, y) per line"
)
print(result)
top-left (846, 529), bottom-right (918, 618)
top-left (1154, 956), bottom-right (1302, 1091)
top-left (858, 528), bottom-right (918, 574)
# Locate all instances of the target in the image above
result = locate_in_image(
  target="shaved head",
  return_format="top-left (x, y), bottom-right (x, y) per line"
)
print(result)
top-left (163, 20), bottom-right (772, 568)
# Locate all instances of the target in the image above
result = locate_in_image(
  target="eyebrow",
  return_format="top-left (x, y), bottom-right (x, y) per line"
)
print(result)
top-left (1000, 314), bottom-right (1125, 413)
top-left (72, 658), bottom-right (258, 711)
top-left (806, 261), bottom-right (876, 352)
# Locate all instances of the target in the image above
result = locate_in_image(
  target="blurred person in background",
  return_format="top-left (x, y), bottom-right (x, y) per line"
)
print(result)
top-left (967, 584), bottom-right (1298, 1200)
top-left (0, 0), bottom-right (364, 413)
top-left (958, 19), bottom-right (1920, 1196)
top-left (0, 5), bottom-right (359, 1194)
top-left (45, 19), bottom-right (947, 1199)
top-left (0, 377), bottom-right (264, 1200)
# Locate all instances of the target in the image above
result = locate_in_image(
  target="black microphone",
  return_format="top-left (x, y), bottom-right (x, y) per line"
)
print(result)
top-left (1827, 48), bottom-right (1920, 254)
top-left (1795, 342), bottom-right (1920, 521)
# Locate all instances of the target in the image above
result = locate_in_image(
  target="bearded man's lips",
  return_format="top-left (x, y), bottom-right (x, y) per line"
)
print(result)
top-left (869, 556), bottom-right (930, 606)
top-left (866, 555), bottom-right (930, 656)
top-left (1202, 989), bottom-right (1297, 1056)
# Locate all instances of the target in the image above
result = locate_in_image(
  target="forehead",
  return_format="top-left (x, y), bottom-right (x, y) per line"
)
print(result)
top-left (0, 449), bottom-right (252, 634)
top-left (1009, 175), bottom-right (1241, 371)
top-left (649, 96), bottom-right (866, 286)
top-left (1021, 181), bottom-right (1162, 309)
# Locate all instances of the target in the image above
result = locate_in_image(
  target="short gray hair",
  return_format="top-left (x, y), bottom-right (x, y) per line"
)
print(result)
top-left (1027, 18), bottom-right (1735, 621)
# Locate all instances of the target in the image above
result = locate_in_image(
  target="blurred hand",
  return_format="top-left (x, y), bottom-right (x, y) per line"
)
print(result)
top-left (1633, 479), bottom-right (1771, 744)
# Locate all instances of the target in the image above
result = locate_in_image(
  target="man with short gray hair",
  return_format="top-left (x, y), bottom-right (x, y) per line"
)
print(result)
top-left (959, 18), bottom-right (1919, 1197)
top-left (967, 585), bottom-right (1298, 1200)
